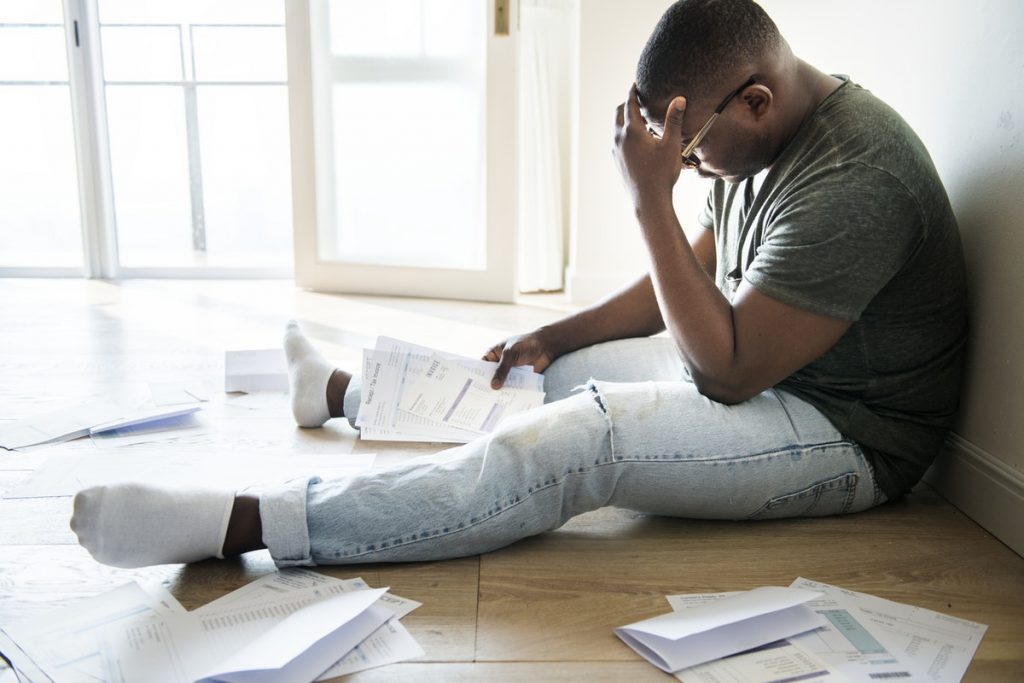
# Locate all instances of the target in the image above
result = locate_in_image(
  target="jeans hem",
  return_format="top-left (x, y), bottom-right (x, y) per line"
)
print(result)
top-left (260, 475), bottom-right (321, 566)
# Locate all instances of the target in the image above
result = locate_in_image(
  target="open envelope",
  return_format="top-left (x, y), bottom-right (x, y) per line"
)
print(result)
top-left (615, 586), bottom-right (826, 673)
top-left (195, 588), bottom-right (392, 683)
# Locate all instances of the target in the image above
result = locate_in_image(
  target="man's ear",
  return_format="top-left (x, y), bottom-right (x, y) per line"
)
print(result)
top-left (741, 84), bottom-right (773, 119)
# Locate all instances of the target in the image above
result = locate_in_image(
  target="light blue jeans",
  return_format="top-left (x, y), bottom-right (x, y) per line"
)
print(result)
top-left (260, 338), bottom-right (886, 566)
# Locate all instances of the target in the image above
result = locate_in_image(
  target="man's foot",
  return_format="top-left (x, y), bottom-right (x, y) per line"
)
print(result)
top-left (71, 483), bottom-right (235, 568)
top-left (283, 320), bottom-right (337, 428)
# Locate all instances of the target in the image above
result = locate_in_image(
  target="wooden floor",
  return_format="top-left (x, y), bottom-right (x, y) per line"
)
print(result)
top-left (1, 279), bottom-right (1022, 682)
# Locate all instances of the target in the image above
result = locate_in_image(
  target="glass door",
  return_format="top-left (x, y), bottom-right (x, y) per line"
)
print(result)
top-left (96, 0), bottom-right (293, 273)
top-left (288, 0), bottom-right (517, 302)
top-left (0, 1), bottom-right (85, 274)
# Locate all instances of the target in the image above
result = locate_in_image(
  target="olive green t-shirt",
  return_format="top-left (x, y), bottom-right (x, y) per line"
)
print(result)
top-left (699, 78), bottom-right (967, 499)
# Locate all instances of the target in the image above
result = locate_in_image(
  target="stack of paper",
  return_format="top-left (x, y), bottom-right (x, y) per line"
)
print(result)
top-left (0, 582), bottom-right (189, 682)
top-left (618, 579), bottom-right (988, 682)
top-left (0, 569), bottom-right (424, 683)
top-left (784, 577), bottom-right (987, 683)
top-left (355, 337), bottom-right (545, 443)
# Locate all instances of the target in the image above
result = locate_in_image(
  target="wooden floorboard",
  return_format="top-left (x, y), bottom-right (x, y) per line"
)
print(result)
top-left (1, 279), bottom-right (1022, 681)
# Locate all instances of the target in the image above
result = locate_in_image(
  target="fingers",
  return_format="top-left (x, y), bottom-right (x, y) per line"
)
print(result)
top-left (625, 83), bottom-right (643, 127)
top-left (486, 340), bottom-right (516, 389)
top-left (616, 85), bottom-right (643, 134)
top-left (662, 96), bottom-right (687, 146)
top-left (491, 349), bottom-right (516, 389)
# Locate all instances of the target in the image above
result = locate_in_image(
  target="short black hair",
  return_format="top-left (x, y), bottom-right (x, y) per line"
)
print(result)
top-left (636, 0), bottom-right (783, 109)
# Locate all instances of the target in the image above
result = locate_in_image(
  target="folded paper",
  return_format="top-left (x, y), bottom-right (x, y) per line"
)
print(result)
top-left (615, 586), bottom-right (825, 673)
top-left (196, 588), bottom-right (391, 683)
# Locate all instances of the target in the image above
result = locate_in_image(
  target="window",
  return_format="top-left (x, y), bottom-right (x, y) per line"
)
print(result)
top-left (316, 0), bottom-right (487, 271)
top-left (0, 2), bottom-right (84, 272)
top-left (288, 0), bottom-right (518, 302)
top-left (0, 0), bottom-right (294, 277)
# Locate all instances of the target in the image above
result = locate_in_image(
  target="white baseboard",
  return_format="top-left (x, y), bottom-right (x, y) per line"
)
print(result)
top-left (924, 434), bottom-right (1024, 557)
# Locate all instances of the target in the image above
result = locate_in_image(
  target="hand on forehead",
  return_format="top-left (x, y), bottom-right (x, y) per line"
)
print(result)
top-left (638, 93), bottom-right (692, 138)
top-left (638, 97), bottom-right (670, 135)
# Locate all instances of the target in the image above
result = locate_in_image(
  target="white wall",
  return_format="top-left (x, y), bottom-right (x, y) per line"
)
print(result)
top-left (566, 0), bottom-right (671, 302)
top-left (568, 0), bottom-right (1024, 553)
top-left (565, 0), bottom-right (788, 301)
top-left (761, 0), bottom-right (1024, 554)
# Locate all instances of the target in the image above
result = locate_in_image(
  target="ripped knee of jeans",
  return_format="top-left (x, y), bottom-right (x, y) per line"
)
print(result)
top-left (572, 379), bottom-right (609, 414)
top-left (583, 379), bottom-right (616, 458)
top-left (587, 380), bottom-right (609, 414)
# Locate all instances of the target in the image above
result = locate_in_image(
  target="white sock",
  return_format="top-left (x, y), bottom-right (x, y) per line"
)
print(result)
top-left (71, 483), bottom-right (235, 568)
top-left (283, 320), bottom-right (335, 428)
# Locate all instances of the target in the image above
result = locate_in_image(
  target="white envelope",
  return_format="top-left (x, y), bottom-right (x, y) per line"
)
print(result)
top-left (615, 586), bottom-right (826, 673)
top-left (89, 404), bottom-right (202, 434)
top-left (225, 349), bottom-right (289, 393)
top-left (195, 588), bottom-right (391, 683)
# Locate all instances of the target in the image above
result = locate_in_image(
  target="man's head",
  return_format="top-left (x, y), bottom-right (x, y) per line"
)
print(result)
top-left (636, 0), bottom-right (789, 181)
top-left (637, 0), bottom-right (782, 109)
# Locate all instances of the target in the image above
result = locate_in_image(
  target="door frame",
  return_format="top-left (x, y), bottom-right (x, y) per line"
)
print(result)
top-left (285, 0), bottom-right (519, 303)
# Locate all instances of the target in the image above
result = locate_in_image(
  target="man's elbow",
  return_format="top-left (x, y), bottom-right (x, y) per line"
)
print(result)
top-left (689, 371), bottom-right (762, 406)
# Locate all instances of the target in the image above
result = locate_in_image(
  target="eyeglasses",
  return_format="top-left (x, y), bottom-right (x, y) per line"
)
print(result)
top-left (677, 76), bottom-right (756, 170)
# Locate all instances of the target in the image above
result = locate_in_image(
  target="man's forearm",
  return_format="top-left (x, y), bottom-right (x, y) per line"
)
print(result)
top-left (636, 199), bottom-right (738, 392)
top-left (540, 274), bottom-right (665, 358)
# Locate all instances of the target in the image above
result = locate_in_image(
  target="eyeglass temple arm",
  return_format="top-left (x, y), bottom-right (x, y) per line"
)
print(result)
top-left (681, 113), bottom-right (720, 158)
top-left (680, 77), bottom-right (756, 159)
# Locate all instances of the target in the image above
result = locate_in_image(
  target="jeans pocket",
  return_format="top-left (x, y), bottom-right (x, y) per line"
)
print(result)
top-left (746, 472), bottom-right (860, 520)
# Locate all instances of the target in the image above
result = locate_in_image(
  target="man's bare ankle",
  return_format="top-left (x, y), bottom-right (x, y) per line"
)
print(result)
top-left (222, 494), bottom-right (266, 556)
top-left (326, 369), bottom-right (351, 418)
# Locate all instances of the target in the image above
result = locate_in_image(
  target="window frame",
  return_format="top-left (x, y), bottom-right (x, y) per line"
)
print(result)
top-left (0, 0), bottom-right (294, 279)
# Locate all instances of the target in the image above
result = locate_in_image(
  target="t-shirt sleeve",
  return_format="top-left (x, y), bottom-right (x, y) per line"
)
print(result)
top-left (698, 189), bottom-right (715, 230)
top-left (745, 163), bottom-right (923, 321)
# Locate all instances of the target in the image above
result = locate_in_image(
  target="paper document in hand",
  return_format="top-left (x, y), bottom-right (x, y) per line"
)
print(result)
top-left (357, 337), bottom-right (545, 443)
top-left (399, 354), bottom-right (474, 421)
top-left (357, 349), bottom-right (481, 443)
top-left (615, 586), bottom-right (826, 673)
top-left (400, 353), bottom-right (545, 432)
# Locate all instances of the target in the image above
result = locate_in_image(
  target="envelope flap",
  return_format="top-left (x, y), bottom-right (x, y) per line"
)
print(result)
top-left (617, 603), bottom-right (827, 673)
top-left (621, 586), bottom-right (821, 640)
top-left (201, 587), bottom-right (388, 676)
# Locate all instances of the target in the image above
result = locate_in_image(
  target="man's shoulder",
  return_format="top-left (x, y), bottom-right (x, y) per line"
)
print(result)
top-left (805, 80), bottom-right (932, 171)
top-left (769, 79), bottom-right (945, 216)
top-left (818, 79), bottom-right (901, 128)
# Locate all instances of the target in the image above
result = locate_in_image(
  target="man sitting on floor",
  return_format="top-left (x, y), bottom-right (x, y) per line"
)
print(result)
top-left (71, 0), bottom-right (966, 569)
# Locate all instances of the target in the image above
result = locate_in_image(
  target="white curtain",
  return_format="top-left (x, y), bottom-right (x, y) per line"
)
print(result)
top-left (517, 0), bottom-right (573, 292)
